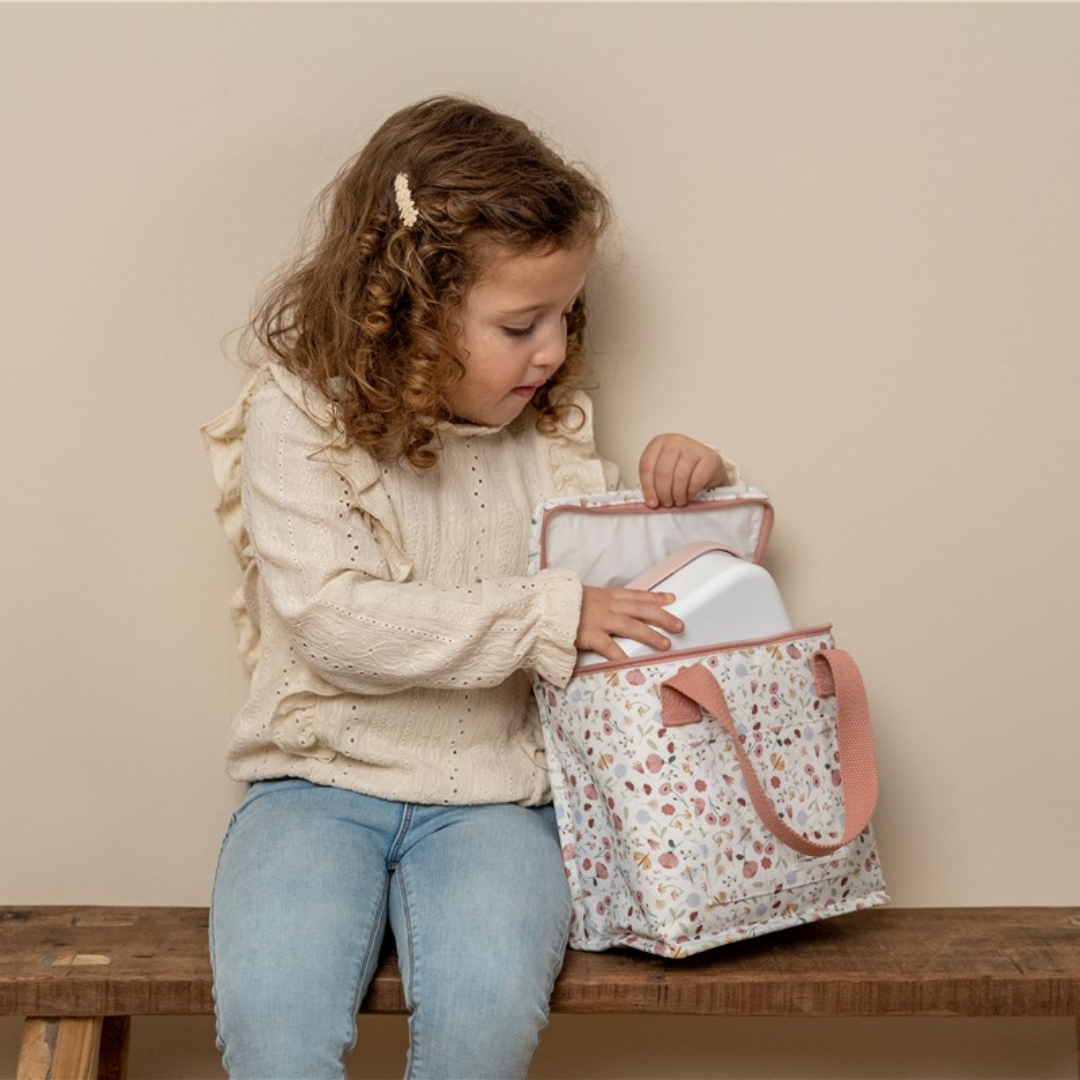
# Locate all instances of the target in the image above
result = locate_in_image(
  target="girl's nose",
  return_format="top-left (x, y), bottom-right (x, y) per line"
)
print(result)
top-left (535, 323), bottom-right (568, 372)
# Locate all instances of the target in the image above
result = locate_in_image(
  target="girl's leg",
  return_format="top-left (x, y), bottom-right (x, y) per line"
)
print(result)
top-left (209, 779), bottom-right (397, 1080)
top-left (388, 803), bottom-right (571, 1080)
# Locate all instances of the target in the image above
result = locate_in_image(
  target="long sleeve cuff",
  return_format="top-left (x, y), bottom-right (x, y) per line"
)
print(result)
top-left (527, 567), bottom-right (583, 688)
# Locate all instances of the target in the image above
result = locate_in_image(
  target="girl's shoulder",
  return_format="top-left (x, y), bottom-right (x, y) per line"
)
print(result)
top-left (203, 361), bottom-right (376, 500)
top-left (202, 362), bottom-right (336, 450)
top-left (258, 362), bottom-right (338, 429)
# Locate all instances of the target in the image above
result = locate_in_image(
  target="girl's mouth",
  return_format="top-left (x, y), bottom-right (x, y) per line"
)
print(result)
top-left (512, 383), bottom-right (543, 399)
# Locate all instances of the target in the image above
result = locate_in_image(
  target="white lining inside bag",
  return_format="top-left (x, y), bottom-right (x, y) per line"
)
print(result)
top-left (533, 487), bottom-right (792, 668)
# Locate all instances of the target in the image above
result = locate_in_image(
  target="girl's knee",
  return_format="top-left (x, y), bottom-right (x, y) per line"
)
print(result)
top-left (215, 985), bottom-right (355, 1080)
top-left (400, 910), bottom-right (566, 1079)
top-left (406, 987), bottom-right (550, 1080)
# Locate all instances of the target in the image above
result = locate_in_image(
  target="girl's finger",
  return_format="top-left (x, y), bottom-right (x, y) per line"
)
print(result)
top-left (667, 451), bottom-right (698, 506)
top-left (604, 617), bottom-right (672, 652)
top-left (647, 449), bottom-right (682, 506)
top-left (688, 451), bottom-right (725, 498)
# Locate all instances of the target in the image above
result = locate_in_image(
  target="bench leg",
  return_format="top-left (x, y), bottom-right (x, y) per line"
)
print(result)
top-left (97, 1017), bottom-right (130, 1080)
top-left (17, 1017), bottom-right (102, 1080)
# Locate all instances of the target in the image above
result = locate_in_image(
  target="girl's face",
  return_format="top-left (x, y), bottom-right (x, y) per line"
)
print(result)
top-left (447, 241), bottom-right (595, 428)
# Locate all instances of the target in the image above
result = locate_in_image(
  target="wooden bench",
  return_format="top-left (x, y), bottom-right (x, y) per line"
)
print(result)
top-left (3, 905), bottom-right (1079, 1079)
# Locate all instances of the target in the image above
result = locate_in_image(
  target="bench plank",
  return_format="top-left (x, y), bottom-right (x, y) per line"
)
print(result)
top-left (2, 906), bottom-right (1079, 1020)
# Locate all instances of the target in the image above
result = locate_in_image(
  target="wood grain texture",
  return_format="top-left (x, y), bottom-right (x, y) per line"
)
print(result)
top-left (16, 1016), bottom-right (101, 1080)
top-left (2, 906), bottom-right (1079, 1020)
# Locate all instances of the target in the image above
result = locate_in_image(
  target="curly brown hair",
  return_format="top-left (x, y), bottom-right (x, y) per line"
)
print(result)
top-left (249, 95), bottom-right (610, 468)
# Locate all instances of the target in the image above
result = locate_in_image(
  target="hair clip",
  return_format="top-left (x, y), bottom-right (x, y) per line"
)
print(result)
top-left (394, 173), bottom-right (420, 228)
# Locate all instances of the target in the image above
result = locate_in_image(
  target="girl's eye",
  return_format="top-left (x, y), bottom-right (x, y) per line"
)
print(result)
top-left (503, 324), bottom-right (535, 338)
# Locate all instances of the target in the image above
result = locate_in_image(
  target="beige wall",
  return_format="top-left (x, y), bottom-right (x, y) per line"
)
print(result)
top-left (2, 3), bottom-right (1078, 1077)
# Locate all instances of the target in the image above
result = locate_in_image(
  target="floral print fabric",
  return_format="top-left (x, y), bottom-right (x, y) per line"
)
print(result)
top-left (533, 628), bottom-right (889, 957)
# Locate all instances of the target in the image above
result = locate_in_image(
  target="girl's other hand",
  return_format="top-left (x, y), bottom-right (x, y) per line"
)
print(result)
top-left (576, 586), bottom-right (683, 664)
top-left (639, 434), bottom-right (730, 509)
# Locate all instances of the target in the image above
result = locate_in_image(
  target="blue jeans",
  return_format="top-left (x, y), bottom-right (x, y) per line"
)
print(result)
top-left (210, 779), bottom-right (571, 1079)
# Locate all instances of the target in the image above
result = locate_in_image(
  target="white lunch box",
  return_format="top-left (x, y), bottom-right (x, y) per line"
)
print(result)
top-left (575, 540), bottom-right (792, 667)
top-left (528, 487), bottom-right (791, 670)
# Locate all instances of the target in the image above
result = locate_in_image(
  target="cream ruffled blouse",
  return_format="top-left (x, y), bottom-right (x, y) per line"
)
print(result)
top-left (202, 363), bottom-right (621, 805)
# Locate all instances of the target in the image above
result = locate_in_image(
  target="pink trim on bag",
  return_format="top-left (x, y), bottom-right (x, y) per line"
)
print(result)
top-left (537, 496), bottom-right (775, 573)
top-left (658, 652), bottom-right (879, 858)
top-left (571, 624), bottom-right (834, 676)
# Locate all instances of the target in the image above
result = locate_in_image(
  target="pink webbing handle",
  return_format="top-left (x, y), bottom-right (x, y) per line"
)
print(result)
top-left (659, 650), bottom-right (879, 857)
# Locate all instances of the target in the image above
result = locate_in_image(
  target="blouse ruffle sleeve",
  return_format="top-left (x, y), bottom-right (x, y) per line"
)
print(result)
top-left (200, 367), bottom-right (273, 670)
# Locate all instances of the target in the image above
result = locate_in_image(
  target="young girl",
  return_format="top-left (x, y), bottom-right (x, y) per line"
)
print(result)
top-left (203, 95), bottom-right (739, 1079)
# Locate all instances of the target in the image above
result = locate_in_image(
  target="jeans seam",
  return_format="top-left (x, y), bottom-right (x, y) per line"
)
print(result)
top-left (343, 876), bottom-right (392, 1059)
top-left (209, 800), bottom-right (247, 1064)
top-left (386, 801), bottom-right (414, 866)
top-left (395, 863), bottom-right (421, 1080)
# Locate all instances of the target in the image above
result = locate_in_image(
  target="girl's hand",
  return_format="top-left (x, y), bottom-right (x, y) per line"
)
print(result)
top-left (576, 586), bottom-right (683, 664)
top-left (639, 434), bottom-right (731, 509)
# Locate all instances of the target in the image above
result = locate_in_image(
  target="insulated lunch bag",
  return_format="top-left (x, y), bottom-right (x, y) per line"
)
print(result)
top-left (528, 487), bottom-right (889, 958)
